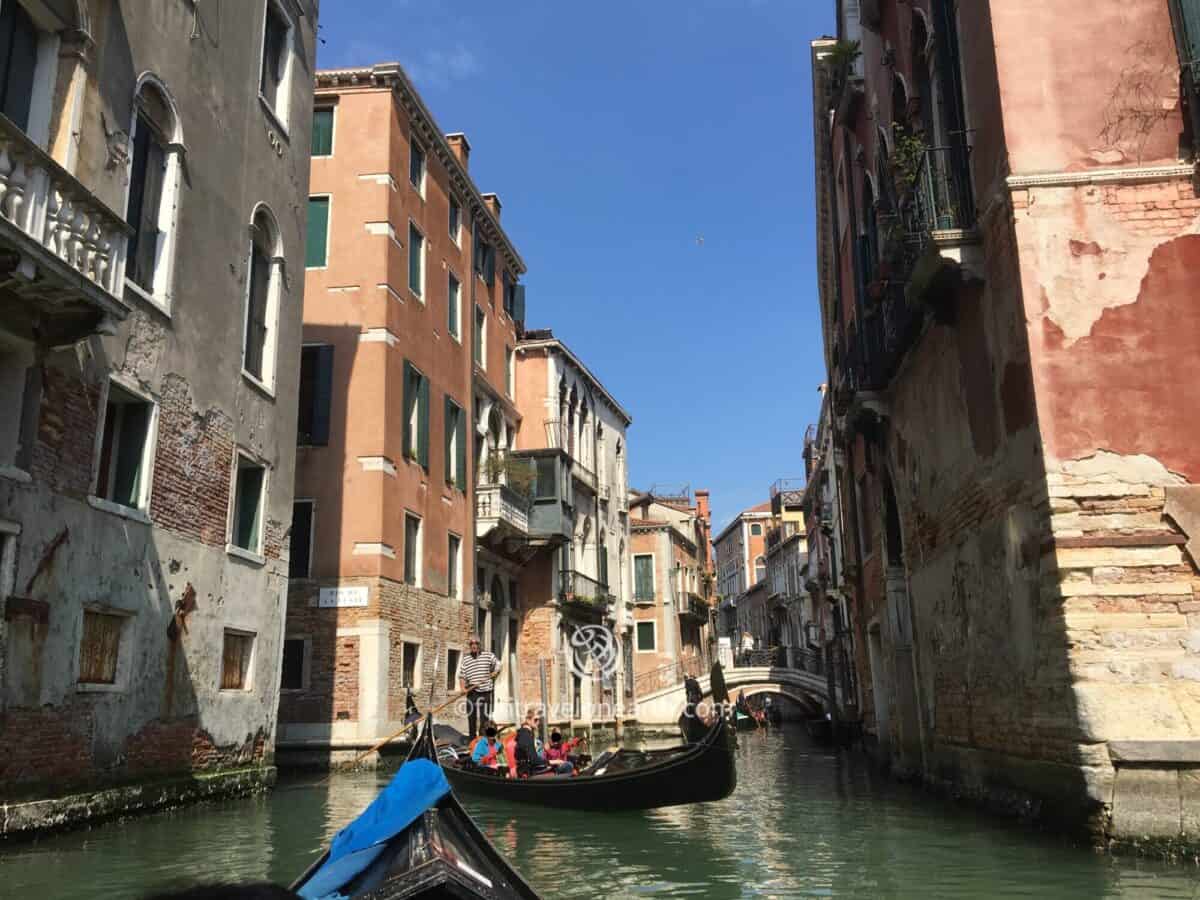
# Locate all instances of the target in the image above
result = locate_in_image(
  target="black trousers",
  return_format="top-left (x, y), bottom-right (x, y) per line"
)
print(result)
top-left (466, 689), bottom-right (494, 739)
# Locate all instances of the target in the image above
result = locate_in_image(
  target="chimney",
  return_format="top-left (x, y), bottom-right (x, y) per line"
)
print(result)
top-left (695, 489), bottom-right (711, 526)
top-left (446, 132), bottom-right (470, 170)
top-left (482, 192), bottom-right (501, 221)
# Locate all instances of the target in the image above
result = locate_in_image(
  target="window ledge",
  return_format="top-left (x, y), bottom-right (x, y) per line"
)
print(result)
top-left (258, 93), bottom-right (290, 141)
top-left (226, 544), bottom-right (266, 567)
top-left (409, 289), bottom-right (425, 305)
top-left (0, 465), bottom-right (32, 484)
top-left (76, 681), bottom-right (126, 694)
top-left (124, 278), bottom-right (172, 318)
top-left (242, 370), bottom-right (277, 401)
top-left (219, 686), bottom-right (254, 694)
top-left (87, 495), bottom-right (152, 524)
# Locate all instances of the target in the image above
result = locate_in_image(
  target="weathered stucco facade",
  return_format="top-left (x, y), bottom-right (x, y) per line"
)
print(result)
top-left (0, 0), bottom-right (318, 833)
top-left (813, 0), bottom-right (1200, 848)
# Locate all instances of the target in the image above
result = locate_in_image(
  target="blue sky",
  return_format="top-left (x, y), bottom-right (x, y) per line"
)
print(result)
top-left (318, 0), bottom-right (835, 531)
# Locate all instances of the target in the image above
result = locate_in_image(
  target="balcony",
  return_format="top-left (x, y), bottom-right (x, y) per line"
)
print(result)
top-left (511, 449), bottom-right (572, 545)
top-left (905, 145), bottom-right (983, 311)
top-left (571, 458), bottom-right (597, 494)
top-left (678, 592), bottom-right (709, 623)
top-left (0, 114), bottom-right (131, 346)
top-left (765, 521), bottom-right (802, 553)
top-left (558, 569), bottom-right (612, 618)
top-left (633, 588), bottom-right (656, 606)
top-left (770, 478), bottom-right (805, 516)
top-left (475, 482), bottom-right (530, 541)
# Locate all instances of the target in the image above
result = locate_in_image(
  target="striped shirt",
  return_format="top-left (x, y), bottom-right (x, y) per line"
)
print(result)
top-left (460, 650), bottom-right (499, 692)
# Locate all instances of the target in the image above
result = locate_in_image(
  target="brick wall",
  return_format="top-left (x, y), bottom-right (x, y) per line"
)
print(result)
top-left (31, 364), bottom-right (99, 495)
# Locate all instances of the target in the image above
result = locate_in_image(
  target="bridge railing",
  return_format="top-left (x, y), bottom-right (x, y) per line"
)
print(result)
top-left (632, 656), bottom-right (706, 697)
top-left (732, 646), bottom-right (826, 676)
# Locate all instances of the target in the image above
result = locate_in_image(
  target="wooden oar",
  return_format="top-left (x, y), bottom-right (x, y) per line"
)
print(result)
top-left (317, 690), bottom-right (469, 784)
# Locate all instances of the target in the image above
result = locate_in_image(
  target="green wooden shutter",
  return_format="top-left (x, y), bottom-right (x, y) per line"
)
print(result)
top-left (306, 197), bottom-right (329, 268)
top-left (402, 361), bottom-right (414, 460)
top-left (444, 396), bottom-right (454, 486)
top-left (418, 373), bottom-right (430, 470)
top-left (456, 404), bottom-right (467, 488)
top-left (311, 108), bottom-right (334, 156)
top-left (513, 284), bottom-right (526, 324)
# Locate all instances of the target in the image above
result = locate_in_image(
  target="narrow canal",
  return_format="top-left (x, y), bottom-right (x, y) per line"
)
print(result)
top-left (2, 725), bottom-right (1199, 898)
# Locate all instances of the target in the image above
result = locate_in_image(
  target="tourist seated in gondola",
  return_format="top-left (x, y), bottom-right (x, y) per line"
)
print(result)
top-left (514, 708), bottom-right (545, 777)
top-left (544, 731), bottom-right (583, 774)
top-left (469, 723), bottom-right (508, 773)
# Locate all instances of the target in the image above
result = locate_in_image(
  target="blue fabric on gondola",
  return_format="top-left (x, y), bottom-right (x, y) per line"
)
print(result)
top-left (298, 759), bottom-right (451, 899)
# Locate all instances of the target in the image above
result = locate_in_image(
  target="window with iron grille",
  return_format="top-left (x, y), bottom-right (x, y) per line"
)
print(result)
top-left (401, 640), bottom-right (421, 688)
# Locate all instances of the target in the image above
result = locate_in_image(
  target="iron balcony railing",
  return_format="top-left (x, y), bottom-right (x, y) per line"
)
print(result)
top-left (559, 570), bottom-right (612, 609)
top-left (911, 144), bottom-right (975, 242)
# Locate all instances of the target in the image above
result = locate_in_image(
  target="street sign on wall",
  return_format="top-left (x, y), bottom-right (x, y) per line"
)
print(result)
top-left (317, 586), bottom-right (369, 608)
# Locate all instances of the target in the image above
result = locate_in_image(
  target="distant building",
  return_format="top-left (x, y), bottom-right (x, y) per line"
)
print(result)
top-left (713, 501), bottom-right (772, 637)
top-left (627, 488), bottom-right (714, 695)
top-left (0, 0), bottom-right (319, 831)
top-left (513, 330), bottom-right (632, 727)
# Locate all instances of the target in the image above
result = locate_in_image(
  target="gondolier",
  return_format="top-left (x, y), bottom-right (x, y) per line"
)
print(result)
top-left (460, 635), bottom-right (500, 739)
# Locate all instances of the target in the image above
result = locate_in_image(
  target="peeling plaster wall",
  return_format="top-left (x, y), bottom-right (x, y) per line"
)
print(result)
top-left (0, 1), bottom-right (317, 803)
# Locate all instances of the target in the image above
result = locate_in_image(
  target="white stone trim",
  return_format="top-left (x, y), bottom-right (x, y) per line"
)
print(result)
top-left (1007, 164), bottom-right (1195, 190)
top-left (357, 173), bottom-right (399, 190)
top-left (327, 285), bottom-right (360, 293)
top-left (359, 328), bottom-right (399, 347)
top-left (357, 456), bottom-right (397, 476)
top-left (364, 221), bottom-right (403, 250)
top-left (377, 283), bottom-right (404, 303)
top-left (353, 542), bottom-right (396, 559)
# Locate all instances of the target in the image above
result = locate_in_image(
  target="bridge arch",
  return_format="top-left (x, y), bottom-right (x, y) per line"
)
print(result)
top-left (634, 666), bottom-right (832, 726)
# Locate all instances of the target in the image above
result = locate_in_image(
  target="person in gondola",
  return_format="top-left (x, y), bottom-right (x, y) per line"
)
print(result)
top-left (469, 723), bottom-right (507, 772)
top-left (459, 635), bottom-right (500, 740)
top-left (514, 708), bottom-right (546, 777)
top-left (544, 730), bottom-right (581, 774)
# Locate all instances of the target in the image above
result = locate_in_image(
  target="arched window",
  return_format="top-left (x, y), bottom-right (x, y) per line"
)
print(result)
top-left (242, 206), bottom-right (284, 388)
top-left (0, 3), bottom-right (38, 132)
top-left (754, 556), bottom-right (766, 585)
top-left (126, 76), bottom-right (183, 309)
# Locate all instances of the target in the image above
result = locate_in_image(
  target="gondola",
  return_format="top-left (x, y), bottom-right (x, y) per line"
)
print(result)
top-left (424, 703), bottom-right (736, 812)
top-left (290, 722), bottom-right (541, 900)
top-left (733, 710), bottom-right (760, 732)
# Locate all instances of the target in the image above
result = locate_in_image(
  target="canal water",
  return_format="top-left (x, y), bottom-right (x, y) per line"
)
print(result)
top-left (2, 724), bottom-right (1199, 898)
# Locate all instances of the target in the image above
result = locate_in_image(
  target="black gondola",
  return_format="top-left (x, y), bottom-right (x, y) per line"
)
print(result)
top-left (425, 707), bottom-right (736, 812)
top-left (290, 721), bottom-right (541, 900)
top-left (733, 711), bottom-right (760, 732)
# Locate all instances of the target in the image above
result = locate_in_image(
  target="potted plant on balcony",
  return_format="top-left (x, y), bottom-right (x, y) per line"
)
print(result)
top-left (890, 123), bottom-right (928, 199)
top-left (826, 39), bottom-right (861, 99)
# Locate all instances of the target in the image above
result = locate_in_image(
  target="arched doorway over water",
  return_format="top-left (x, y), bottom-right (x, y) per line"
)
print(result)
top-left (881, 471), bottom-right (924, 774)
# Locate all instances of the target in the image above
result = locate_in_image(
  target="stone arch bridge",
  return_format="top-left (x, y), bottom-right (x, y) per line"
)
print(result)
top-left (634, 666), bottom-right (836, 727)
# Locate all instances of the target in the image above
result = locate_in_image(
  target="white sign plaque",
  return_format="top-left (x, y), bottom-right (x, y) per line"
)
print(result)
top-left (318, 586), bottom-right (369, 608)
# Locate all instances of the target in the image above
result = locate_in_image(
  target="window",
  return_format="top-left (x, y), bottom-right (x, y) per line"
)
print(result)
top-left (404, 513), bottom-right (421, 586)
top-left (751, 523), bottom-right (762, 536)
top-left (126, 81), bottom-right (179, 302)
top-left (402, 361), bottom-right (429, 469)
top-left (449, 196), bottom-right (461, 244)
top-left (503, 271), bottom-right (515, 316)
top-left (243, 207), bottom-right (282, 387)
top-left (96, 382), bottom-right (154, 510)
top-left (231, 455), bottom-right (266, 554)
top-left (289, 500), bottom-right (313, 578)
top-left (754, 556), bottom-right (766, 584)
top-left (448, 534), bottom-right (461, 598)
top-left (474, 230), bottom-right (495, 287)
top-left (400, 640), bottom-right (421, 688)
top-left (297, 345), bottom-right (333, 446)
top-left (473, 305), bottom-right (486, 368)
top-left (634, 555), bottom-right (655, 602)
top-left (78, 610), bottom-right (125, 685)
top-left (444, 397), bottom-right (466, 489)
top-left (311, 107), bottom-right (334, 157)
top-left (280, 637), bottom-right (306, 690)
top-left (306, 196), bottom-right (330, 268)
top-left (409, 139), bottom-right (425, 192)
top-left (221, 630), bottom-right (254, 690)
top-left (505, 346), bottom-right (514, 398)
top-left (636, 621), bottom-right (656, 652)
top-left (0, 340), bottom-right (33, 469)
top-left (0, 2), bottom-right (38, 132)
top-left (446, 648), bottom-right (461, 691)
top-left (408, 223), bottom-right (424, 299)
top-left (447, 273), bottom-right (461, 340)
top-left (259, 0), bottom-right (293, 126)
top-left (535, 457), bottom-right (556, 499)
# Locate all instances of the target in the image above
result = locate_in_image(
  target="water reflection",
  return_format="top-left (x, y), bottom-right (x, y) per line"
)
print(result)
top-left (0, 726), bottom-right (1198, 899)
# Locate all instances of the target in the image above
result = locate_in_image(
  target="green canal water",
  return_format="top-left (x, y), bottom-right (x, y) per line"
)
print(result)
top-left (2, 725), bottom-right (1199, 898)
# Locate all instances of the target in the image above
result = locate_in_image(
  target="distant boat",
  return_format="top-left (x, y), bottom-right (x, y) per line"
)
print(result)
top-left (290, 741), bottom-right (540, 899)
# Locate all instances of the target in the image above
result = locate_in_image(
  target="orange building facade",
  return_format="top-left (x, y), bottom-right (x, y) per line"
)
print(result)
top-left (279, 63), bottom-right (526, 749)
